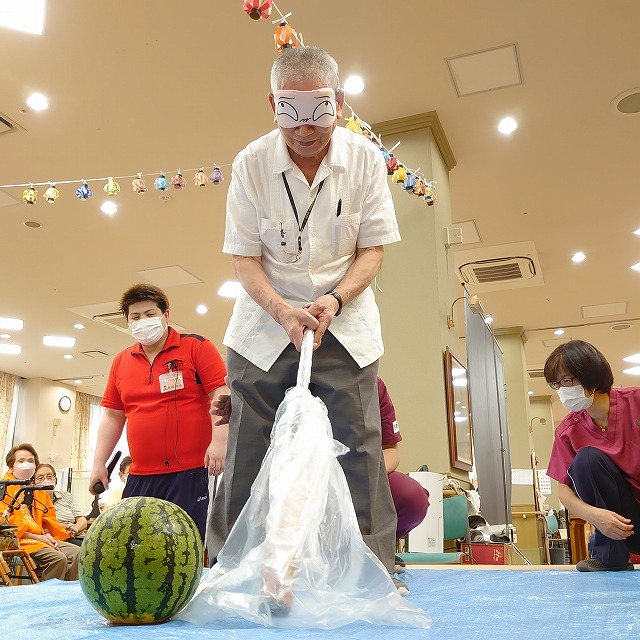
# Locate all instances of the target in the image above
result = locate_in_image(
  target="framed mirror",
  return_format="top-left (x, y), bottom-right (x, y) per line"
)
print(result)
top-left (444, 347), bottom-right (473, 471)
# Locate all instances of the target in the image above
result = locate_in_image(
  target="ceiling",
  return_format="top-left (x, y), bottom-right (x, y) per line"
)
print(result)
top-left (1, 1), bottom-right (640, 420)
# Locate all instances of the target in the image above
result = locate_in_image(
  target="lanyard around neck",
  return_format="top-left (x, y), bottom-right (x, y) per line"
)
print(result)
top-left (282, 172), bottom-right (325, 258)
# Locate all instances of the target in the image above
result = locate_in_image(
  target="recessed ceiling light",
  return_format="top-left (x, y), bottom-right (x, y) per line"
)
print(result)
top-left (623, 353), bottom-right (640, 364)
top-left (217, 281), bottom-right (243, 299)
top-left (553, 328), bottom-right (565, 335)
top-left (498, 117), bottom-right (517, 134)
top-left (0, 317), bottom-right (23, 331)
top-left (610, 87), bottom-right (640, 116)
top-left (101, 201), bottom-right (117, 215)
top-left (572, 251), bottom-right (586, 263)
top-left (622, 365), bottom-right (640, 375)
top-left (26, 92), bottom-right (49, 111)
top-left (43, 335), bottom-right (76, 348)
top-left (634, 228), bottom-right (640, 236)
top-left (73, 323), bottom-right (85, 329)
top-left (528, 391), bottom-right (533, 395)
top-left (195, 304), bottom-right (208, 315)
top-left (344, 75), bottom-right (365, 94)
top-left (611, 323), bottom-right (632, 331)
top-left (0, 333), bottom-right (10, 339)
top-left (63, 354), bottom-right (74, 360)
top-left (0, 0), bottom-right (46, 35)
top-left (0, 344), bottom-right (21, 355)
top-left (631, 263), bottom-right (640, 271)
top-left (74, 379), bottom-right (83, 384)
top-left (23, 220), bottom-right (42, 229)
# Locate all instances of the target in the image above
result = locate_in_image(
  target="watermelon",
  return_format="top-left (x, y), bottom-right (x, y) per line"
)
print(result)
top-left (78, 496), bottom-right (203, 625)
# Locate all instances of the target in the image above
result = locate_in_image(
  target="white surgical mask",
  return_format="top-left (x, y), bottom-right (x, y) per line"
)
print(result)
top-left (13, 461), bottom-right (36, 480)
top-left (129, 316), bottom-right (166, 345)
top-left (557, 384), bottom-right (594, 412)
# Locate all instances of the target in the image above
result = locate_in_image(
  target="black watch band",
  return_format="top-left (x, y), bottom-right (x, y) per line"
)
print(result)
top-left (326, 290), bottom-right (343, 316)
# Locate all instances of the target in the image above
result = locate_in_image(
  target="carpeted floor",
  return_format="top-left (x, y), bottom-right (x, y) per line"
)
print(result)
top-left (2, 567), bottom-right (638, 639)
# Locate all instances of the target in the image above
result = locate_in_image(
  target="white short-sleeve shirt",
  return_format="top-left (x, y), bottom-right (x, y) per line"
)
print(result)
top-left (223, 126), bottom-right (400, 371)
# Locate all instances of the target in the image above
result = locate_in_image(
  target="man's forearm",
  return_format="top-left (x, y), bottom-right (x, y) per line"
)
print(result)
top-left (332, 245), bottom-right (383, 306)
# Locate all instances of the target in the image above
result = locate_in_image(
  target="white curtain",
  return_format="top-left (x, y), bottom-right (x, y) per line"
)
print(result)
top-left (0, 371), bottom-right (19, 467)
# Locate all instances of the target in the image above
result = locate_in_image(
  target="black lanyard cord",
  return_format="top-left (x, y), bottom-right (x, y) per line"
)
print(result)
top-left (282, 173), bottom-right (325, 255)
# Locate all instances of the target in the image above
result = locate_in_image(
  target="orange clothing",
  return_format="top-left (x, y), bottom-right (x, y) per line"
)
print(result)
top-left (1, 472), bottom-right (69, 553)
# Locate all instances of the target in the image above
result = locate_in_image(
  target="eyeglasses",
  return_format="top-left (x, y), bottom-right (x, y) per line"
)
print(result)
top-left (35, 474), bottom-right (56, 482)
top-left (548, 376), bottom-right (579, 390)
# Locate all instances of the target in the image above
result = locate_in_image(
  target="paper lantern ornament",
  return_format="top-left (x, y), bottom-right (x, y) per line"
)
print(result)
top-left (194, 169), bottom-right (209, 187)
top-left (243, 0), bottom-right (272, 20)
top-left (209, 166), bottom-right (224, 184)
top-left (275, 20), bottom-right (299, 51)
top-left (22, 185), bottom-right (37, 205)
top-left (44, 183), bottom-right (60, 203)
top-left (104, 177), bottom-right (121, 196)
top-left (424, 184), bottom-right (435, 206)
top-left (76, 181), bottom-right (93, 199)
top-left (385, 154), bottom-right (399, 175)
top-left (345, 116), bottom-right (361, 133)
top-left (154, 173), bottom-right (169, 191)
top-left (170, 171), bottom-right (186, 189)
top-left (404, 173), bottom-right (417, 191)
top-left (391, 166), bottom-right (407, 184)
top-left (132, 173), bottom-right (148, 193)
top-left (413, 179), bottom-right (426, 197)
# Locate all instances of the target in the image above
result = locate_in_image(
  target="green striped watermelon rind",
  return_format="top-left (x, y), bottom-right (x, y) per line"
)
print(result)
top-left (78, 496), bottom-right (203, 625)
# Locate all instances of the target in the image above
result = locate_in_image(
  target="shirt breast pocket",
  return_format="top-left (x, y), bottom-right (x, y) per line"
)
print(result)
top-left (332, 211), bottom-right (361, 256)
top-left (259, 219), bottom-right (297, 261)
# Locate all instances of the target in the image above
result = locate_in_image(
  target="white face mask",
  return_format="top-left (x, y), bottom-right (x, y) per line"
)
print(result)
top-left (13, 461), bottom-right (36, 480)
top-left (557, 384), bottom-right (594, 412)
top-left (129, 316), bottom-right (166, 345)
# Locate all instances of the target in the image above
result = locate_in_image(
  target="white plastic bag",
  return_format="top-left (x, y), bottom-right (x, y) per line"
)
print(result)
top-left (177, 331), bottom-right (430, 629)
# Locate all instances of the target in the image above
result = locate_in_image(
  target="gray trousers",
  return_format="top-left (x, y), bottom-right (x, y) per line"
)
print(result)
top-left (208, 332), bottom-right (397, 573)
top-left (31, 540), bottom-right (80, 581)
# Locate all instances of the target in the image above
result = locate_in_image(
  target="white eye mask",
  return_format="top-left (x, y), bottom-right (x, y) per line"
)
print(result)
top-left (273, 88), bottom-right (337, 129)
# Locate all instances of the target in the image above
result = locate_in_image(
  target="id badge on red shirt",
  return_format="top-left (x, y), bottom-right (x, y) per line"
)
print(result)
top-left (159, 371), bottom-right (184, 393)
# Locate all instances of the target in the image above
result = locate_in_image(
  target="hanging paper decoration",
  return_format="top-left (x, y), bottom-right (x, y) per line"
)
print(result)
top-left (104, 177), bottom-right (121, 196)
top-left (274, 20), bottom-right (299, 51)
top-left (385, 154), bottom-right (399, 175)
top-left (391, 165), bottom-right (406, 184)
top-left (44, 183), bottom-right (60, 203)
top-left (170, 170), bottom-right (186, 189)
top-left (346, 116), bottom-right (361, 134)
top-left (413, 179), bottom-right (426, 197)
top-left (424, 184), bottom-right (435, 206)
top-left (22, 185), bottom-right (37, 205)
top-left (209, 166), bottom-right (224, 184)
top-left (75, 181), bottom-right (93, 199)
top-left (132, 173), bottom-right (148, 193)
top-left (404, 173), bottom-right (417, 192)
top-left (194, 168), bottom-right (209, 187)
top-left (154, 173), bottom-right (169, 191)
top-left (243, 0), bottom-right (273, 20)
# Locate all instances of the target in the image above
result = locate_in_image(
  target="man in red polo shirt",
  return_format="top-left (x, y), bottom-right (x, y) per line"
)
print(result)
top-left (89, 284), bottom-right (228, 541)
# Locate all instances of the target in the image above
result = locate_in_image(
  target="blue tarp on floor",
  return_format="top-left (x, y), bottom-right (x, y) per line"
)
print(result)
top-left (2, 568), bottom-right (638, 639)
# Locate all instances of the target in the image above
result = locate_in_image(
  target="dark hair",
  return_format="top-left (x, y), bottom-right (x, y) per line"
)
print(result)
top-left (35, 463), bottom-right (56, 480)
top-left (544, 340), bottom-right (614, 393)
top-left (6, 443), bottom-right (40, 469)
top-left (119, 455), bottom-right (132, 474)
top-left (119, 284), bottom-right (169, 319)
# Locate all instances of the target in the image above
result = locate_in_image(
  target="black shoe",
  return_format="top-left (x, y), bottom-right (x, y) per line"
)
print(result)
top-left (394, 554), bottom-right (406, 573)
top-left (576, 558), bottom-right (634, 572)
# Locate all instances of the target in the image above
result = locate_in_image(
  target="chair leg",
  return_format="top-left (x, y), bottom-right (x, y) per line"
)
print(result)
top-left (0, 554), bottom-right (13, 586)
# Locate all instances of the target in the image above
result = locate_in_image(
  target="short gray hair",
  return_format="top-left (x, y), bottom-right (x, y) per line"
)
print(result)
top-left (270, 46), bottom-right (341, 93)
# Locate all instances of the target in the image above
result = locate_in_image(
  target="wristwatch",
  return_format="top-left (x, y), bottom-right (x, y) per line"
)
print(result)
top-left (326, 290), bottom-right (343, 316)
